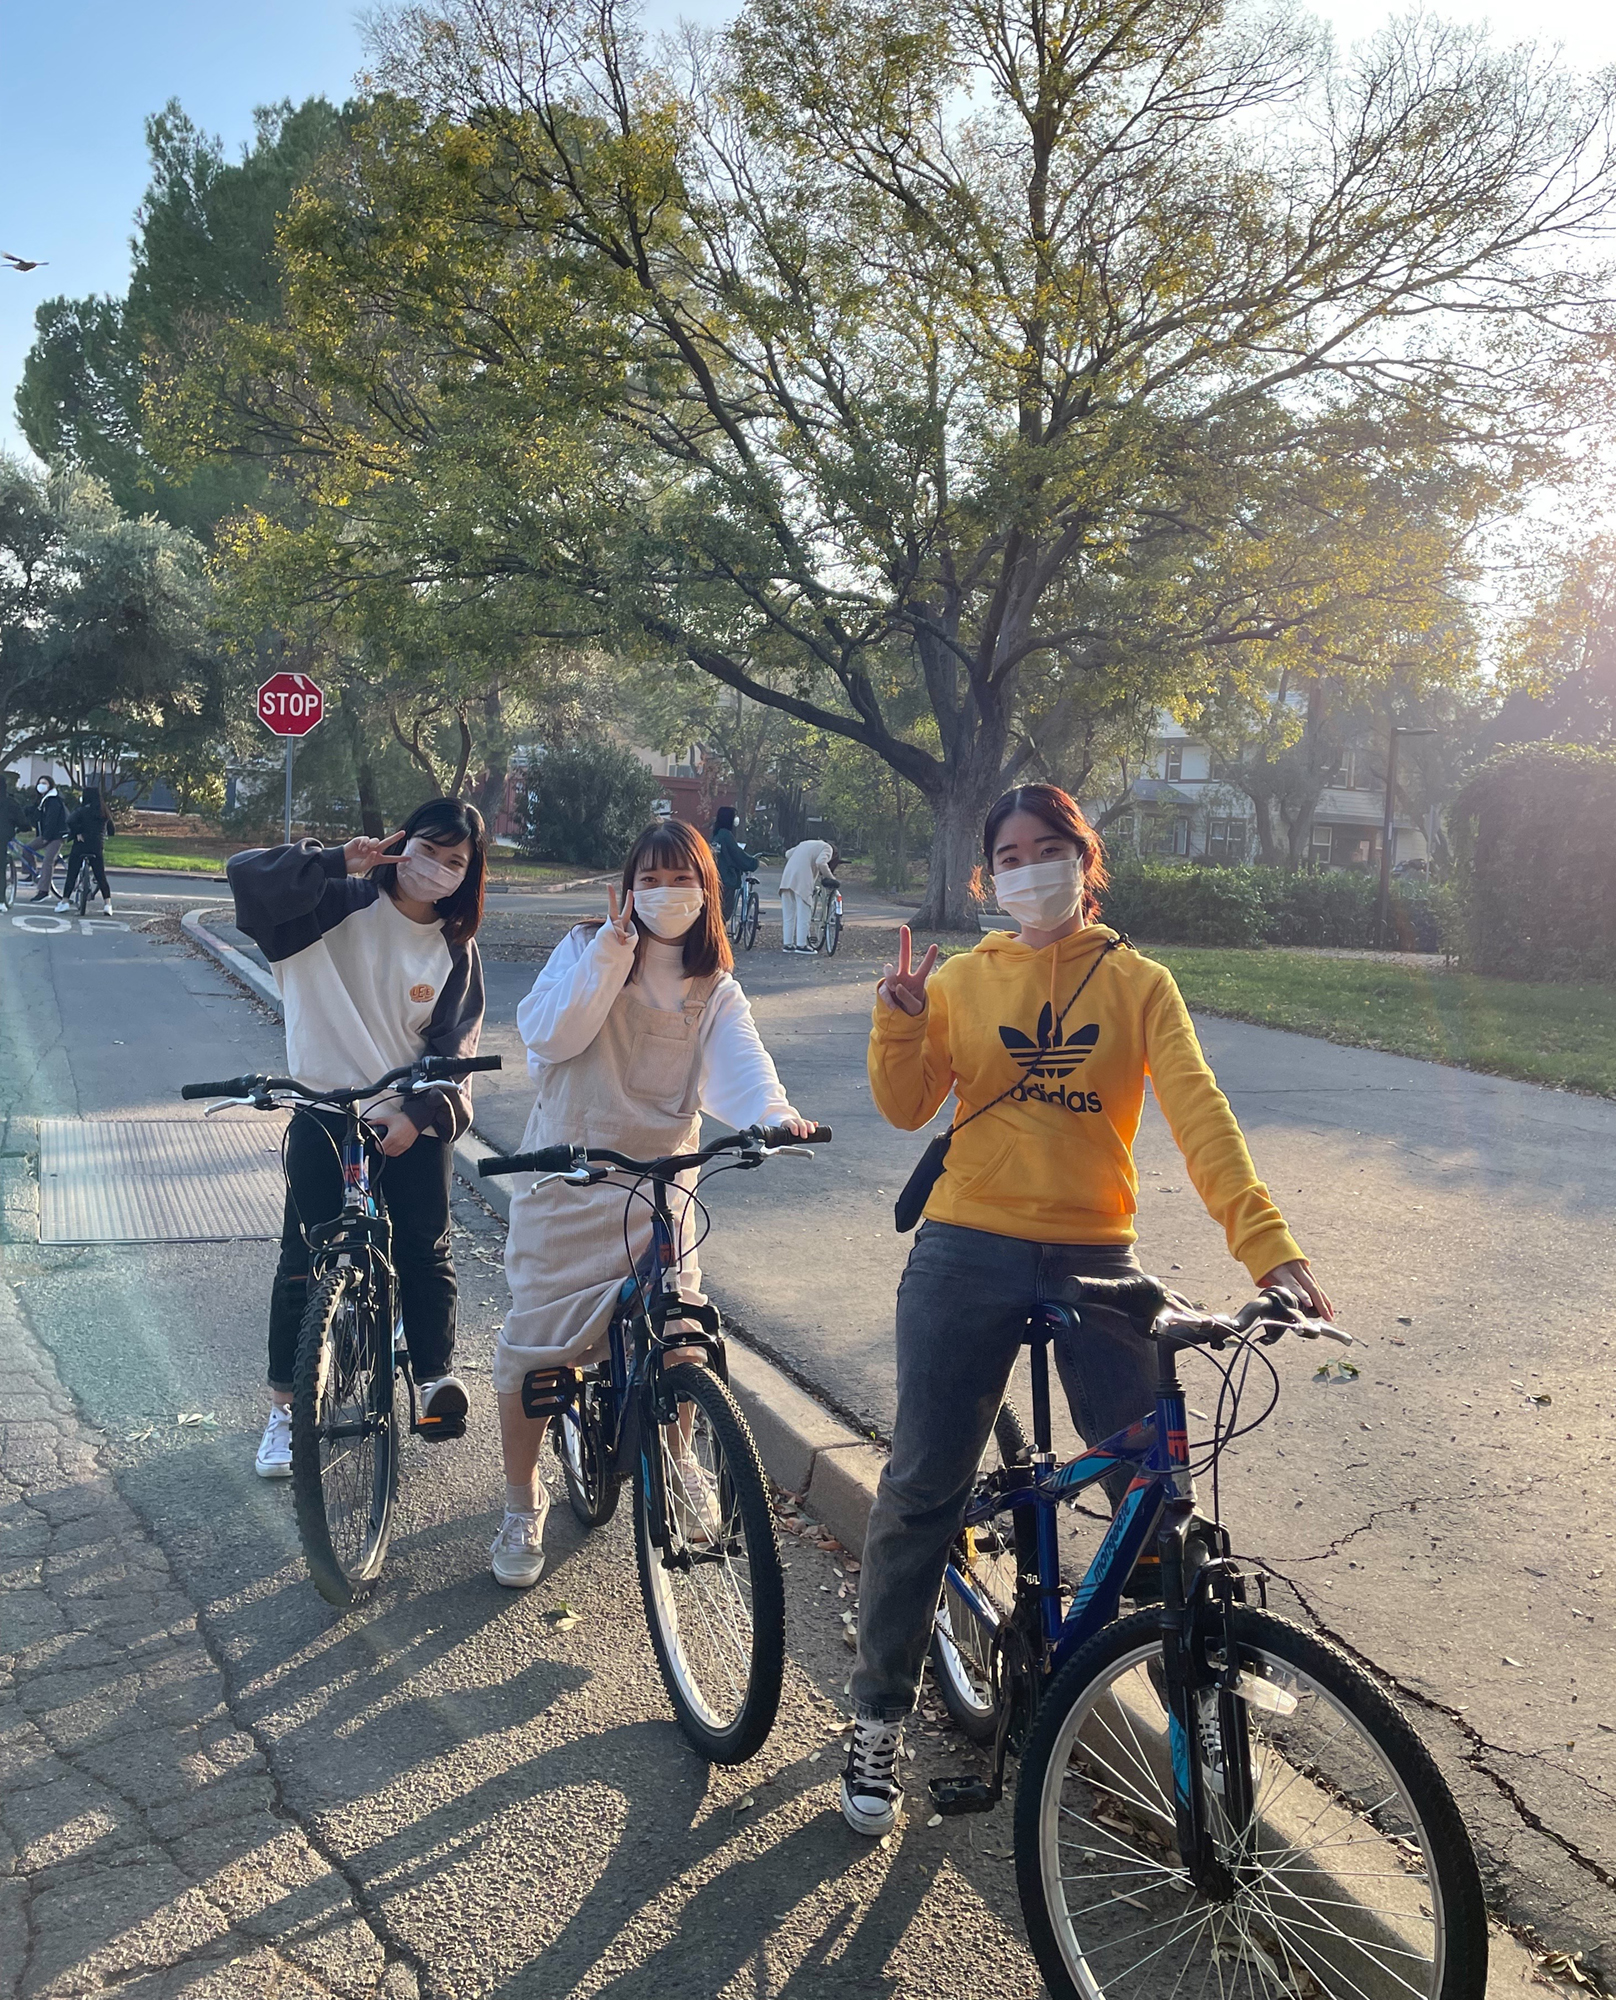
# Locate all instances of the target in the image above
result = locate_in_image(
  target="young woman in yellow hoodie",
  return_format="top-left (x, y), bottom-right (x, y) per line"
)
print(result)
top-left (839, 783), bottom-right (1332, 1836)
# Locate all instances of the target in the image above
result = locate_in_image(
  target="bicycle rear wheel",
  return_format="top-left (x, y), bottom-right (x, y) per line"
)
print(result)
top-left (555, 1374), bottom-right (620, 1528)
top-left (930, 1403), bottom-right (1028, 1740)
top-left (75, 868), bottom-right (92, 916)
top-left (634, 1362), bottom-right (785, 1763)
top-left (3, 851), bottom-right (17, 909)
top-left (291, 1267), bottom-right (399, 1606)
top-left (1016, 1606), bottom-right (1487, 2000)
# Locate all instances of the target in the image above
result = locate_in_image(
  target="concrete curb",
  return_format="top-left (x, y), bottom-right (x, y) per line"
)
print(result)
top-left (178, 908), bottom-right (886, 1552)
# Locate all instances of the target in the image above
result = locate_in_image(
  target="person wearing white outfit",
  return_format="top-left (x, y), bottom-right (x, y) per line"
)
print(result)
top-left (778, 837), bottom-right (838, 952)
top-left (491, 817), bottom-right (814, 1586)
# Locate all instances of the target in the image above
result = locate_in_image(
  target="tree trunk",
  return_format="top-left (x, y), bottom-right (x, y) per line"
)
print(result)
top-left (472, 688), bottom-right (509, 831)
top-left (340, 689), bottom-right (385, 837)
top-left (914, 780), bottom-right (994, 930)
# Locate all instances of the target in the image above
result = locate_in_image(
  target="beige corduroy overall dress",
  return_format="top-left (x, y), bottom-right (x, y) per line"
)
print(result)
top-left (494, 968), bottom-right (722, 1393)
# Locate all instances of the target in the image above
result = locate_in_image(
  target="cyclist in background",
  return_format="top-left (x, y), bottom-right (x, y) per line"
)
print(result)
top-left (709, 806), bottom-right (759, 924)
top-left (26, 777), bottom-right (67, 903)
top-left (57, 786), bottom-right (115, 913)
top-left (495, 818), bottom-right (812, 1587)
top-left (840, 782), bottom-right (1332, 1836)
top-left (227, 798), bottom-right (488, 1480)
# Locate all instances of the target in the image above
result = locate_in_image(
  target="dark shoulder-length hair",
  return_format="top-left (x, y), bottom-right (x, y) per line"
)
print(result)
top-left (392, 796), bottom-right (488, 949)
top-left (621, 818), bottom-right (732, 977)
top-left (982, 783), bottom-right (1109, 925)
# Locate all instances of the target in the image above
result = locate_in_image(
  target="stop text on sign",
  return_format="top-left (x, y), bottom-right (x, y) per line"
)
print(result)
top-left (256, 673), bottom-right (325, 737)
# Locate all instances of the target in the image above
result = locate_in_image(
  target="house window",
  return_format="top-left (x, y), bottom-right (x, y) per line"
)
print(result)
top-left (1172, 816), bottom-right (1191, 856)
top-left (1309, 824), bottom-right (1333, 867)
top-left (1207, 819), bottom-right (1246, 863)
top-left (1165, 745), bottom-right (1183, 782)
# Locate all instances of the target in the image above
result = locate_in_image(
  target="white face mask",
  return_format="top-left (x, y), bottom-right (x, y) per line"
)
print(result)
top-left (634, 886), bottom-right (705, 939)
top-left (994, 856), bottom-right (1083, 930)
top-left (394, 839), bottom-right (465, 904)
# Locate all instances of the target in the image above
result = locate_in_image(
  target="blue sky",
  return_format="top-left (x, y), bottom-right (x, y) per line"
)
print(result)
top-left (4, 0), bottom-right (1615, 468)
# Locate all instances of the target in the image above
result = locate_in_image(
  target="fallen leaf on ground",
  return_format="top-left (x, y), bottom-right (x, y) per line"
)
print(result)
top-left (927, 1813), bottom-right (943, 1828)
top-left (175, 1412), bottom-right (217, 1427)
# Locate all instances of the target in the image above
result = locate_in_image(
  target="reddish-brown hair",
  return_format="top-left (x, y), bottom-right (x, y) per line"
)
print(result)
top-left (620, 819), bottom-right (733, 977)
top-left (982, 784), bottom-right (1109, 925)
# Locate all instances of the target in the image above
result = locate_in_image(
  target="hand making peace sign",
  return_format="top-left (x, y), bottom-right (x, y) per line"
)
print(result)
top-left (343, 829), bottom-right (407, 876)
top-left (877, 925), bottom-right (939, 1015)
top-left (606, 884), bottom-right (637, 945)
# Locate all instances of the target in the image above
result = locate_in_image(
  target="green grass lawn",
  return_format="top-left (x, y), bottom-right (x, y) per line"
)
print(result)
top-left (1148, 947), bottom-right (1616, 1098)
top-left (105, 832), bottom-right (589, 886)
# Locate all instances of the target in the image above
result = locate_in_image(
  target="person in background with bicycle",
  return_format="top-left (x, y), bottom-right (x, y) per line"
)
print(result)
top-left (778, 835), bottom-right (838, 954)
top-left (57, 786), bottom-right (115, 914)
top-left (710, 805), bottom-right (758, 923)
top-left (494, 817), bottom-right (813, 1586)
top-left (227, 797), bottom-right (489, 1479)
top-left (840, 781), bottom-right (1333, 1836)
top-left (2, 774), bottom-right (36, 881)
top-left (26, 776), bottom-right (67, 904)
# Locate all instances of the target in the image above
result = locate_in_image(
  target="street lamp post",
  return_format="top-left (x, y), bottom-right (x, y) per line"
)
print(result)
top-left (1376, 725), bottom-right (1437, 948)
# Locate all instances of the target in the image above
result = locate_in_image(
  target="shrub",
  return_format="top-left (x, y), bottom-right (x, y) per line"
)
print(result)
top-left (1101, 863), bottom-right (1269, 947)
top-left (1449, 744), bottom-right (1616, 982)
top-left (521, 742), bottom-right (662, 867)
top-left (1099, 859), bottom-right (1447, 952)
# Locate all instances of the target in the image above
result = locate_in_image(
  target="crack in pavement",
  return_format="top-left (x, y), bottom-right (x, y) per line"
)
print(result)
top-left (1255, 1556), bottom-right (1616, 1900)
top-left (1, 1279), bottom-right (421, 1999)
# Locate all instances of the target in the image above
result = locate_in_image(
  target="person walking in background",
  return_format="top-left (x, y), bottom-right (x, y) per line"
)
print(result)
top-left (778, 835), bottom-right (838, 953)
top-left (710, 805), bottom-right (759, 922)
top-left (57, 786), bottom-right (115, 913)
top-left (27, 777), bottom-right (67, 903)
top-left (1, 774), bottom-right (35, 879)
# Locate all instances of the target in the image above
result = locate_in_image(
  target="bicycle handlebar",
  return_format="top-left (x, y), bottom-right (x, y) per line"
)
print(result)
top-left (179, 1053), bottom-right (502, 1105)
top-left (1058, 1274), bottom-right (1348, 1348)
top-left (478, 1121), bottom-right (833, 1181)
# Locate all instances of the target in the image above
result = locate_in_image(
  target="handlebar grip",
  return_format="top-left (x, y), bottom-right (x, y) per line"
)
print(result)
top-left (181, 1076), bottom-right (259, 1101)
top-left (478, 1146), bottom-right (574, 1178)
top-left (459, 1054), bottom-right (504, 1073)
top-left (759, 1122), bottom-right (832, 1146)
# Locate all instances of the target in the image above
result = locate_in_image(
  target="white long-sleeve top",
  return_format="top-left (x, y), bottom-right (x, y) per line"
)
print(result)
top-left (779, 839), bottom-right (835, 900)
top-left (517, 923), bottom-right (798, 1129)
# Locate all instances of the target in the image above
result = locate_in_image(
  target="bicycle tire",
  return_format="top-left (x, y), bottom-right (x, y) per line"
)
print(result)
top-left (930, 1403), bottom-right (1028, 1740)
top-left (291, 1266), bottom-right (399, 1607)
top-left (75, 869), bottom-right (92, 917)
top-left (3, 852), bottom-right (16, 909)
top-left (1015, 1606), bottom-right (1488, 2000)
top-left (633, 1362), bottom-right (785, 1763)
top-left (555, 1376), bottom-right (620, 1528)
top-left (825, 903), bottom-right (841, 955)
top-left (742, 884), bottom-right (760, 950)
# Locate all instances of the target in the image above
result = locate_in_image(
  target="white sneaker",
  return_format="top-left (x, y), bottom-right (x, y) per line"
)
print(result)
top-left (101, 897), bottom-right (113, 914)
top-left (491, 1490), bottom-right (551, 1587)
top-left (840, 1717), bottom-right (905, 1836)
top-left (255, 1405), bottom-right (293, 1479)
top-left (416, 1373), bottom-right (469, 1436)
top-left (669, 1457), bottom-right (726, 1545)
top-left (54, 900), bottom-right (71, 913)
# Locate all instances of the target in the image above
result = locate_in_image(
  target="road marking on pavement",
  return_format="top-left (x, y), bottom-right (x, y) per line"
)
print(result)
top-left (78, 918), bottom-right (129, 932)
top-left (10, 913), bottom-right (72, 932)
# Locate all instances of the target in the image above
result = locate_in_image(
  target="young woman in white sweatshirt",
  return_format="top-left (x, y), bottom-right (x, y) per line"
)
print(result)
top-left (491, 818), bottom-right (811, 1586)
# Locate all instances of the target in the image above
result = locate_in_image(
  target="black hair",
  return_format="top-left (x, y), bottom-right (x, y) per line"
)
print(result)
top-left (713, 805), bottom-right (737, 832)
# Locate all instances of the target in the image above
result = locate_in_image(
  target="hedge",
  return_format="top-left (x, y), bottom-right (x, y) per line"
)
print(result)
top-left (1096, 861), bottom-right (1446, 953)
top-left (1449, 743), bottom-right (1616, 982)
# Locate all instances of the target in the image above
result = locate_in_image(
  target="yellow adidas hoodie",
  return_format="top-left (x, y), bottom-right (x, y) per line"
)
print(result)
top-left (868, 925), bottom-right (1303, 1283)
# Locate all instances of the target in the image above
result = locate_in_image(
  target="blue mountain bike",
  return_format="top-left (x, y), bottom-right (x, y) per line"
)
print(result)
top-left (928, 1276), bottom-right (1486, 2000)
top-left (479, 1121), bottom-right (831, 1763)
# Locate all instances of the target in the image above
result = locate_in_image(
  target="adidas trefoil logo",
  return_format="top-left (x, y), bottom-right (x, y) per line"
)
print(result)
top-left (999, 1005), bottom-right (1100, 1080)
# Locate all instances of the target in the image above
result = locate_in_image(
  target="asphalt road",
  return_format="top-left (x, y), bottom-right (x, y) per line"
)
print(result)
top-left (0, 899), bottom-right (1054, 1999)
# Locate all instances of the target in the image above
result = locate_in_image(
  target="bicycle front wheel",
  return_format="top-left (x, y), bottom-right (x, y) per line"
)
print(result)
top-left (3, 851), bottom-right (17, 909)
top-left (555, 1375), bottom-right (620, 1528)
top-left (1016, 1606), bottom-right (1487, 2000)
top-left (930, 1402), bottom-right (1028, 1741)
top-left (825, 902), bottom-right (841, 955)
top-left (634, 1362), bottom-right (785, 1763)
top-left (291, 1267), bottom-right (399, 1607)
top-left (742, 885), bottom-right (760, 950)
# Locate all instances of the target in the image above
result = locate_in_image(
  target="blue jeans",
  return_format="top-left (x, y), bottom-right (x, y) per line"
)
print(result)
top-left (850, 1220), bottom-right (1157, 1721)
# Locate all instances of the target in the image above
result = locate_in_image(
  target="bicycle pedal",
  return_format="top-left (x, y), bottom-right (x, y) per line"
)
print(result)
top-left (414, 1414), bottom-right (466, 1442)
top-left (928, 1775), bottom-right (998, 1816)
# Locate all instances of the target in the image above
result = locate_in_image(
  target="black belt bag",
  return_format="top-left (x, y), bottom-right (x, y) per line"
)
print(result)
top-left (892, 937), bottom-right (1124, 1232)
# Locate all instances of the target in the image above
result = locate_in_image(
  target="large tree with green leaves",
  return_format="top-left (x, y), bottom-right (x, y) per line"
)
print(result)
top-left (172, 0), bottom-right (1616, 920)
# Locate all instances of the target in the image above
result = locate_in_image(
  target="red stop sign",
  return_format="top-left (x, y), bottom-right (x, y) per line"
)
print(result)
top-left (256, 672), bottom-right (325, 737)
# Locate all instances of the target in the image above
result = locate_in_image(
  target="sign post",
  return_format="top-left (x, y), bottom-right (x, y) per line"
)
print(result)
top-left (255, 673), bottom-right (325, 843)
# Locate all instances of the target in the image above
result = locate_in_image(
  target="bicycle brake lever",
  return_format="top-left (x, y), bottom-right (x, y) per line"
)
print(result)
top-left (770, 1146), bottom-right (814, 1161)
